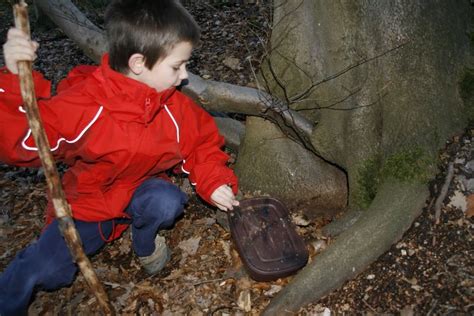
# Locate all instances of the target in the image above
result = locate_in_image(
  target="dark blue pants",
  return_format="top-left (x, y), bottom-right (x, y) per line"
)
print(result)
top-left (0, 178), bottom-right (187, 315)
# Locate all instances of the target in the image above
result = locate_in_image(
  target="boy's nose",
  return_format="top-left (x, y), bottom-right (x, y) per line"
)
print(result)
top-left (179, 68), bottom-right (188, 80)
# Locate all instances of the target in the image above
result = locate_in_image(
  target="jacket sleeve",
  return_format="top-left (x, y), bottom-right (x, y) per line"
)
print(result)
top-left (179, 97), bottom-right (238, 205)
top-left (0, 67), bottom-right (101, 167)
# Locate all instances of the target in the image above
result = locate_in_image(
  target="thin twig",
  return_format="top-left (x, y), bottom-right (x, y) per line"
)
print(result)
top-left (291, 42), bottom-right (408, 102)
top-left (192, 277), bottom-right (227, 286)
top-left (434, 162), bottom-right (455, 225)
top-left (210, 305), bottom-right (237, 315)
top-left (362, 299), bottom-right (378, 313)
top-left (426, 298), bottom-right (438, 316)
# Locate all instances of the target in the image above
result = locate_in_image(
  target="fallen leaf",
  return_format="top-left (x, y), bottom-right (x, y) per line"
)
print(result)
top-left (219, 239), bottom-right (232, 261)
top-left (178, 237), bottom-right (201, 256)
top-left (194, 217), bottom-right (216, 226)
top-left (466, 194), bottom-right (474, 218)
top-left (163, 269), bottom-right (183, 281)
top-left (263, 284), bottom-right (282, 297)
top-left (237, 289), bottom-right (251, 312)
top-left (292, 213), bottom-right (310, 226)
top-left (448, 190), bottom-right (467, 212)
top-left (400, 305), bottom-right (415, 316)
top-left (311, 239), bottom-right (327, 253)
top-left (223, 56), bottom-right (241, 70)
top-left (411, 284), bottom-right (423, 291)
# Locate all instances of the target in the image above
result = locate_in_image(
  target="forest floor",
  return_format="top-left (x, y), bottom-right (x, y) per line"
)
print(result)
top-left (0, 1), bottom-right (472, 315)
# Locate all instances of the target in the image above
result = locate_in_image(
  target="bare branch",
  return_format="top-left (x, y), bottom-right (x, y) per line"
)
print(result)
top-left (182, 73), bottom-right (316, 151)
top-left (294, 86), bottom-right (363, 111)
top-left (35, 0), bottom-right (107, 62)
top-left (272, 0), bottom-right (304, 30)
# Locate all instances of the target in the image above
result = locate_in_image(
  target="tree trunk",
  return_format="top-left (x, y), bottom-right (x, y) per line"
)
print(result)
top-left (260, 0), bottom-right (471, 209)
top-left (255, 0), bottom-right (472, 311)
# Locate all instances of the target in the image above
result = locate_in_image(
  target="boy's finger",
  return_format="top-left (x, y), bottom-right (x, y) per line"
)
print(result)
top-left (6, 30), bottom-right (38, 48)
top-left (221, 185), bottom-right (234, 197)
top-left (216, 202), bottom-right (228, 212)
top-left (7, 27), bottom-right (29, 38)
top-left (4, 40), bottom-right (38, 53)
top-left (4, 40), bottom-right (38, 52)
top-left (5, 44), bottom-right (37, 55)
top-left (215, 196), bottom-right (233, 211)
top-left (8, 52), bottom-right (36, 61)
top-left (4, 49), bottom-right (37, 61)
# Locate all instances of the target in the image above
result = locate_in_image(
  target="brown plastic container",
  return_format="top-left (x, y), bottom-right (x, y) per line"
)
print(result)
top-left (228, 197), bottom-right (308, 281)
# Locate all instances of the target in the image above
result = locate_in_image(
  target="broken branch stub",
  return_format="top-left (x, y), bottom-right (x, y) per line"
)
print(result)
top-left (12, 2), bottom-right (114, 314)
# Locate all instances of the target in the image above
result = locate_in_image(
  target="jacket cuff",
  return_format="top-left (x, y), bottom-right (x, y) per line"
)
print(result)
top-left (1, 67), bottom-right (12, 75)
top-left (196, 173), bottom-right (239, 206)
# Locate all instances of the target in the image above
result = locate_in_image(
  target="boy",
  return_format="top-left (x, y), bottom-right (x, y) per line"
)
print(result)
top-left (0, 0), bottom-right (239, 314)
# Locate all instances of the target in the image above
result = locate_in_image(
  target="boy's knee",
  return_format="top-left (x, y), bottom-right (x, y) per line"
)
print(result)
top-left (18, 241), bottom-right (77, 291)
top-left (130, 179), bottom-right (187, 224)
top-left (39, 264), bottom-right (77, 290)
top-left (135, 179), bottom-right (187, 205)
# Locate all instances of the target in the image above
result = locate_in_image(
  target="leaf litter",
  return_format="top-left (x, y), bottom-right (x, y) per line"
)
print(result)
top-left (0, 1), bottom-right (472, 314)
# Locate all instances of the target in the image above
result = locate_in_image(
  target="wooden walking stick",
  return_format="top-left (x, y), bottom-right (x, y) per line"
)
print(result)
top-left (11, 1), bottom-right (115, 314)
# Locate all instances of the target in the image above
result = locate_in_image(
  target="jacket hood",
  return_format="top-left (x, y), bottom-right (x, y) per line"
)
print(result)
top-left (87, 54), bottom-right (176, 124)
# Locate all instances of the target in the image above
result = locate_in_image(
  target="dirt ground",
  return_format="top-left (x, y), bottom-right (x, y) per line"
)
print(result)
top-left (0, 1), bottom-right (472, 315)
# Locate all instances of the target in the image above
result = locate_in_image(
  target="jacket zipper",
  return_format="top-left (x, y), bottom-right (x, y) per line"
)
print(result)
top-left (144, 97), bottom-right (151, 127)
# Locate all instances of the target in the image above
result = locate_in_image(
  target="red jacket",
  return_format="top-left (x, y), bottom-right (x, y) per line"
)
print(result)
top-left (0, 55), bottom-right (238, 239)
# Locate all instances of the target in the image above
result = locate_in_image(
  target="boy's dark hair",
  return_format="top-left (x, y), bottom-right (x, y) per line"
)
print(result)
top-left (105, 0), bottom-right (200, 74)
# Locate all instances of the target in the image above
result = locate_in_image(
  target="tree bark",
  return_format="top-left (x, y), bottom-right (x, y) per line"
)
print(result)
top-left (262, 0), bottom-right (471, 208)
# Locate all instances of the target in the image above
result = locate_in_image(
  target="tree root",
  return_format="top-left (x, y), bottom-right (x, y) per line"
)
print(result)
top-left (321, 208), bottom-right (363, 237)
top-left (263, 180), bottom-right (429, 315)
top-left (213, 117), bottom-right (245, 152)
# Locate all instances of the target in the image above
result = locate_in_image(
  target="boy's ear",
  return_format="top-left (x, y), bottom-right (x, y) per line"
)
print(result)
top-left (128, 53), bottom-right (146, 75)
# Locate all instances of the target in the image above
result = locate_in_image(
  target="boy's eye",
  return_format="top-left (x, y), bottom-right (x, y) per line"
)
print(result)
top-left (172, 62), bottom-right (188, 71)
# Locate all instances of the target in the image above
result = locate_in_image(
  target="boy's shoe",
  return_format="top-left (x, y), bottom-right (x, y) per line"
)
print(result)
top-left (138, 235), bottom-right (170, 275)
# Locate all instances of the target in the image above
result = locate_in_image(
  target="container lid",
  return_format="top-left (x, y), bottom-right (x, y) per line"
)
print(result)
top-left (228, 197), bottom-right (308, 281)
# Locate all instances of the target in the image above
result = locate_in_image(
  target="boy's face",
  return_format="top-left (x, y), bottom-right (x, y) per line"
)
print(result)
top-left (134, 41), bottom-right (193, 92)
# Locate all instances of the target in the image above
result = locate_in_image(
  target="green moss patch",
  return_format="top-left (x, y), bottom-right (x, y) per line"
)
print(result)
top-left (355, 148), bottom-right (435, 209)
top-left (460, 68), bottom-right (474, 126)
top-left (354, 156), bottom-right (382, 209)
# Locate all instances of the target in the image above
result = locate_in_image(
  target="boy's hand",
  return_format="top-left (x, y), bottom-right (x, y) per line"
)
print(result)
top-left (211, 184), bottom-right (239, 212)
top-left (3, 28), bottom-right (39, 74)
